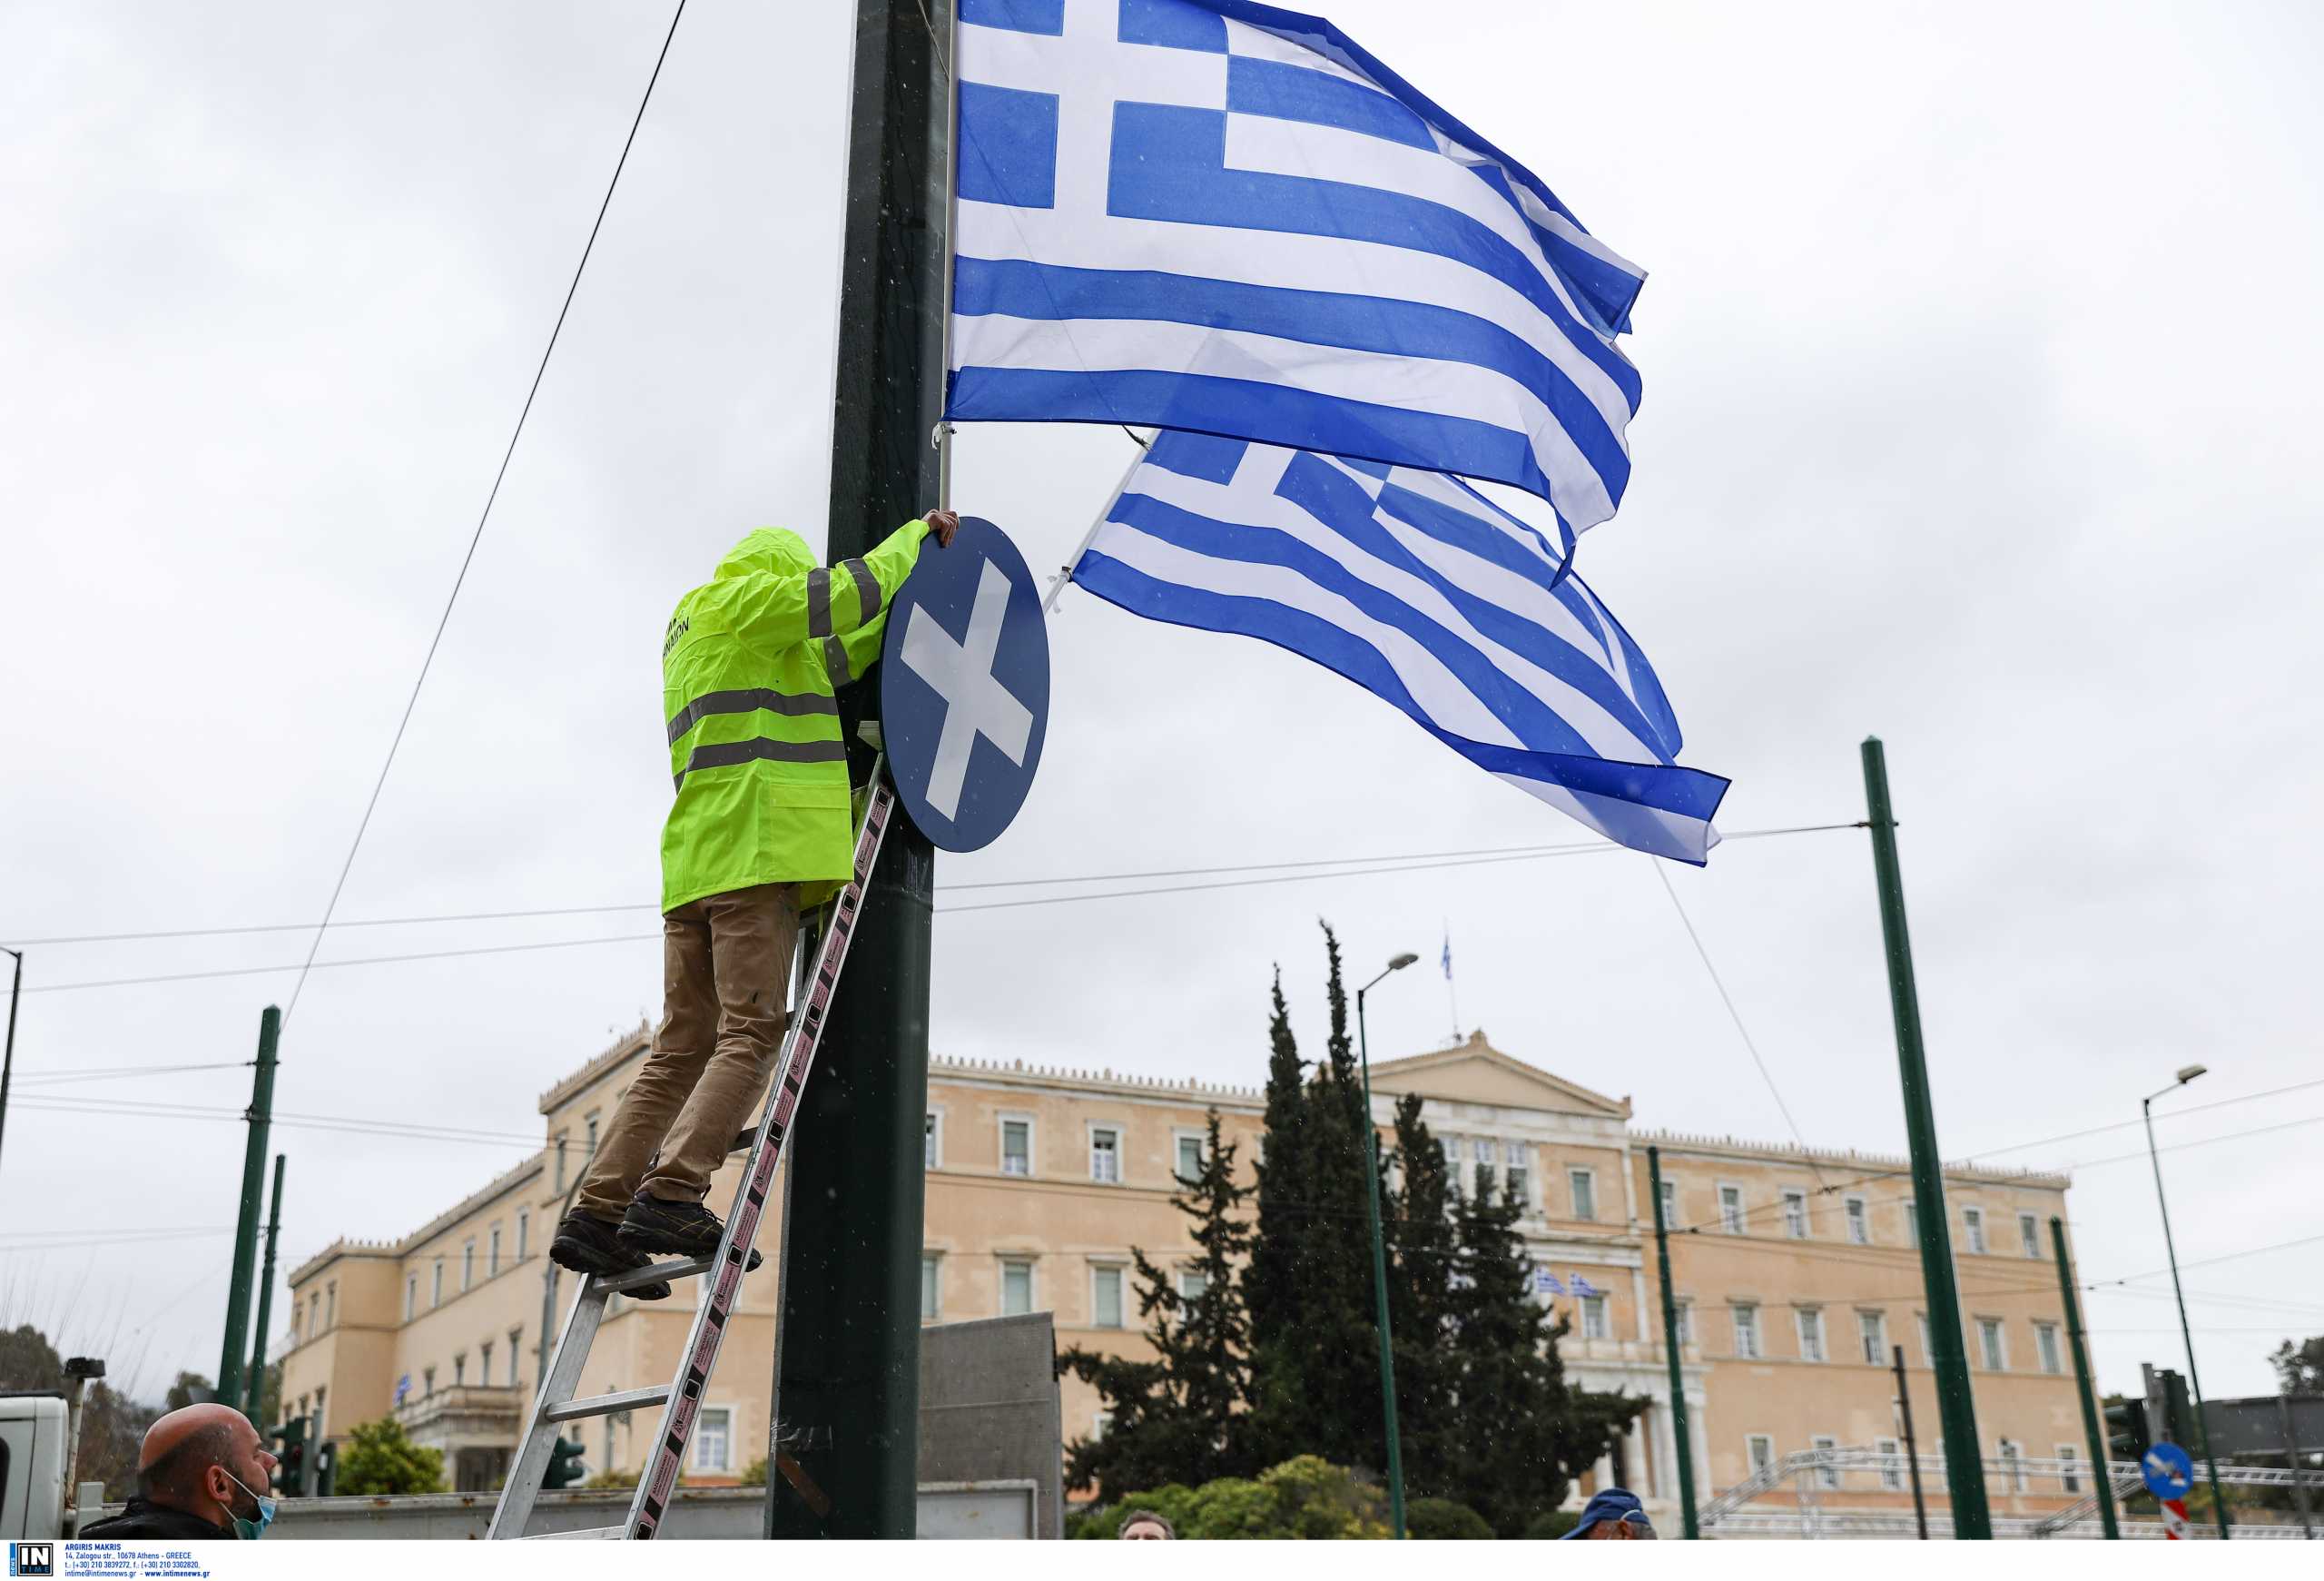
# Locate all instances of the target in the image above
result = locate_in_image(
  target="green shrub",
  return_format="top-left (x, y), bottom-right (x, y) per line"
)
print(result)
top-left (331, 1417), bottom-right (445, 1497)
top-left (1406, 1497), bottom-right (1494, 1539)
top-left (1523, 1507), bottom-right (1581, 1539)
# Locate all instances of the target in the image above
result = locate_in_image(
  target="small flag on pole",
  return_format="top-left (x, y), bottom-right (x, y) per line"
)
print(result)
top-left (950, 0), bottom-right (1649, 536)
top-left (1534, 1270), bottom-right (1567, 1296)
top-left (1571, 1274), bottom-right (1600, 1298)
top-left (1073, 432), bottom-right (1728, 860)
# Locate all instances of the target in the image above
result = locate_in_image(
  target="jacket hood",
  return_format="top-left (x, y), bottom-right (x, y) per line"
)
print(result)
top-left (714, 528), bottom-right (815, 580)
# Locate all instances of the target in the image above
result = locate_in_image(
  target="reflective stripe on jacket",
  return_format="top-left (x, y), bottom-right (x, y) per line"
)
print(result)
top-left (660, 519), bottom-right (929, 914)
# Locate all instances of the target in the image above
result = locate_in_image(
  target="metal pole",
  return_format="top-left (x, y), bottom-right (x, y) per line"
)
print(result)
top-left (768, 0), bottom-right (947, 1537)
top-left (1893, 1345), bottom-right (1929, 1539)
top-left (2144, 1095), bottom-right (2230, 1538)
top-left (1860, 737), bottom-right (1992, 1538)
top-left (216, 1005), bottom-right (281, 1415)
top-left (0, 947), bottom-right (22, 1181)
top-left (1355, 979), bottom-right (1407, 1538)
top-left (243, 1153), bottom-right (287, 1421)
top-left (2051, 1215), bottom-right (2118, 1538)
top-left (1646, 1147), bottom-right (1699, 1537)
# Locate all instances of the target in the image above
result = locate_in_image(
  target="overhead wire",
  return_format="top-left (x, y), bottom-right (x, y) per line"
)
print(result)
top-left (276, 0), bottom-right (690, 1026)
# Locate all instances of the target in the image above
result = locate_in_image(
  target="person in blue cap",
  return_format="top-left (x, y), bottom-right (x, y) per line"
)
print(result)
top-left (1561, 1487), bottom-right (1657, 1539)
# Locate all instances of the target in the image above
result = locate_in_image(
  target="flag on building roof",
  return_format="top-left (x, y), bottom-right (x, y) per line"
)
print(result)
top-left (1071, 431), bottom-right (1728, 861)
top-left (949, 0), bottom-right (1649, 536)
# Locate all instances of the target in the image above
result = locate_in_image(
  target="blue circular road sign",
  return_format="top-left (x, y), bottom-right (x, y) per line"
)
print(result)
top-left (880, 515), bottom-right (1049, 852)
top-left (2142, 1441), bottom-right (2194, 1500)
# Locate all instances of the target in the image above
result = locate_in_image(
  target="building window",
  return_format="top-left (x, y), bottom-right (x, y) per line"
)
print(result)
top-left (1581, 1293), bottom-right (1610, 1340)
top-left (508, 1329), bottom-right (522, 1387)
top-left (462, 1240), bottom-right (476, 1292)
top-left (1964, 1206), bottom-right (1987, 1256)
top-left (2035, 1321), bottom-right (2062, 1375)
top-left (2057, 1445), bottom-right (2083, 1493)
top-left (1797, 1308), bottom-right (1826, 1363)
top-left (1091, 1411), bottom-right (1113, 1442)
top-left (480, 1340), bottom-right (494, 1386)
top-left (1504, 1141), bottom-right (1529, 1205)
top-left (1178, 1267), bottom-right (1208, 1302)
top-left (585, 1112), bottom-right (600, 1156)
top-left (1902, 1199), bottom-right (1917, 1248)
top-left (1472, 1149), bottom-right (1496, 1199)
top-left (1876, 1436), bottom-right (1904, 1490)
top-left (924, 1111), bottom-right (941, 1170)
top-left (999, 1255), bottom-right (1036, 1311)
top-left (2019, 1211), bottom-right (2042, 1260)
top-left (405, 1276), bottom-right (417, 1321)
top-left (453, 1353), bottom-right (467, 1387)
top-left (556, 1135), bottom-right (568, 1191)
top-left (1845, 1196), bottom-right (1869, 1245)
top-left (919, 1255), bottom-right (940, 1320)
top-left (1091, 1265), bottom-right (1126, 1329)
top-left (1747, 1435), bottom-right (1774, 1476)
top-left (432, 1259), bottom-right (444, 1308)
top-left (1810, 1435), bottom-right (1838, 1489)
top-left (1569, 1169), bottom-right (1597, 1222)
top-left (489, 1224), bottom-right (503, 1279)
top-left (1089, 1126), bottom-right (1122, 1184)
top-left (1673, 1299), bottom-right (1692, 1346)
top-left (694, 1407), bottom-right (732, 1473)
top-left (1733, 1304), bottom-right (1761, 1359)
top-left (1859, 1310), bottom-right (1887, 1365)
top-left (423, 1366), bottom-right (436, 1397)
top-left (1781, 1190), bottom-right (1808, 1239)
top-left (325, 1282), bottom-right (337, 1329)
top-left (1718, 1185), bottom-right (1745, 1234)
top-left (1174, 1131), bottom-right (1206, 1182)
top-left (1977, 1317), bottom-right (2006, 1370)
top-left (1000, 1118), bottom-right (1032, 1177)
top-left (517, 1208), bottom-right (530, 1261)
top-left (1999, 1439), bottom-right (2025, 1493)
top-left (1659, 1180), bottom-right (1677, 1228)
top-left (1917, 1312), bottom-right (1932, 1365)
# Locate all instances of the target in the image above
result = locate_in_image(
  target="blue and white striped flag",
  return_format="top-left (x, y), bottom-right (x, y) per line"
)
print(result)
top-left (950, 0), bottom-right (1648, 536)
top-left (1073, 432), bottom-right (1728, 862)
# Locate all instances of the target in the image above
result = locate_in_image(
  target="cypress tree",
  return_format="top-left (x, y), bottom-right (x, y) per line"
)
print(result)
top-left (1061, 1111), bottom-right (1256, 1493)
top-left (1384, 1092), bottom-right (1461, 1502)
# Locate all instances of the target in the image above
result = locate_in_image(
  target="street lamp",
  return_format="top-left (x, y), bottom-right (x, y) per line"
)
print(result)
top-left (1356, 950), bottom-right (1419, 1538)
top-left (2143, 1063), bottom-right (2229, 1539)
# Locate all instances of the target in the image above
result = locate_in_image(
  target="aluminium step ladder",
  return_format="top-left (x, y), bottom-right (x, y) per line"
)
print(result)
top-left (487, 772), bottom-right (897, 1539)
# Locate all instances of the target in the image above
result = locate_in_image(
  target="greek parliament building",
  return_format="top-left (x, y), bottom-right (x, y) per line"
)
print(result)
top-left (279, 1028), bottom-right (2087, 1528)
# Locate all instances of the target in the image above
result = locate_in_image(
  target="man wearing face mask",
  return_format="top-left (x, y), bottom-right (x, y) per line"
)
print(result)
top-left (81, 1403), bottom-right (281, 1540)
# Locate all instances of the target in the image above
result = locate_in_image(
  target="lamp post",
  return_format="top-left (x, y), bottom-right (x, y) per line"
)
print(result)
top-left (1356, 950), bottom-right (1419, 1539)
top-left (2144, 1063), bottom-right (2229, 1539)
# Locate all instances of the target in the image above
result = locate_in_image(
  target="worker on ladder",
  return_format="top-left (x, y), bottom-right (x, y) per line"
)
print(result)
top-left (552, 508), bottom-right (960, 1293)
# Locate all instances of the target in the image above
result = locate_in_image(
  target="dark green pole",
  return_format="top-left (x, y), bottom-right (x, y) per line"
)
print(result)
top-left (1647, 1147), bottom-right (1699, 1537)
top-left (216, 1006), bottom-right (280, 1418)
top-left (243, 1154), bottom-right (287, 1423)
top-left (0, 948), bottom-right (22, 1182)
top-left (2051, 1215), bottom-right (2118, 1538)
top-left (1859, 738), bottom-right (1992, 1538)
top-left (766, 0), bottom-right (946, 1539)
top-left (1354, 980), bottom-right (1407, 1538)
top-left (2142, 1097), bottom-right (2230, 1537)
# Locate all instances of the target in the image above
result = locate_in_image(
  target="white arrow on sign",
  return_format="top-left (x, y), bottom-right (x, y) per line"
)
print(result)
top-left (899, 559), bottom-right (1035, 821)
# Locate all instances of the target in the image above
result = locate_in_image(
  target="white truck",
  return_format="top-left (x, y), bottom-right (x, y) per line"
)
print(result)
top-left (1, 1359), bottom-right (105, 1543)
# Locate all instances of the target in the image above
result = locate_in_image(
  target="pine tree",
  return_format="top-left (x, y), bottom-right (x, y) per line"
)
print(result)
top-left (1384, 1092), bottom-right (1461, 1503)
top-left (1062, 1112), bottom-right (1256, 1493)
top-left (1443, 1179), bottom-right (1642, 1535)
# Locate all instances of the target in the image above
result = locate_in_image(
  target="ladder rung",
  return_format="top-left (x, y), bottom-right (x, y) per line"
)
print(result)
top-left (527, 1526), bottom-right (624, 1540)
top-left (545, 1385), bottom-right (669, 1423)
top-left (596, 1255), bottom-right (711, 1294)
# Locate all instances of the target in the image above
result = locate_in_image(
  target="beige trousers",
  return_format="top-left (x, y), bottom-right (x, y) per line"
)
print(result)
top-left (575, 882), bottom-right (799, 1218)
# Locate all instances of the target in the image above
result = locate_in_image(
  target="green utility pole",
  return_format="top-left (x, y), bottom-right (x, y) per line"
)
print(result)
top-left (1354, 966), bottom-right (1412, 1538)
top-left (1647, 1147), bottom-right (1699, 1537)
top-left (0, 947), bottom-right (22, 1183)
top-left (767, 0), bottom-right (947, 1540)
top-left (1859, 738), bottom-right (1992, 1538)
top-left (243, 1154), bottom-right (287, 1422)
top-left (216, 1006), bottom-right (281, 1418)
top-left (2051, 1215), bottom-right (2118, 1538)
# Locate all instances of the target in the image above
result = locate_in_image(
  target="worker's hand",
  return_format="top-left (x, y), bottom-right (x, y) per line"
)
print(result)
top-left (927, 509), bottom-right (960, 548)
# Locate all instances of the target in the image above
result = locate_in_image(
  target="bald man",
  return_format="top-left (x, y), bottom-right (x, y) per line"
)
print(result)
top-left (81, 1403), bottom-right (280, 1540)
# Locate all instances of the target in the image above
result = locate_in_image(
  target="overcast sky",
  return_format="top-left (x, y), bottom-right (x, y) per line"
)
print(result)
top-left (4, 0), bottom-right (2319, 1411)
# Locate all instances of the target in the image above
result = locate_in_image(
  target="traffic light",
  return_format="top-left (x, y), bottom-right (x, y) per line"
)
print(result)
top-left (314, 1440), bottom-right (338, 1498)
top-left (2103, 1395), bottom-right (2151, 1465)
top-left (269, 1418), bottom-right (308, 1494)
top-left (544, 1436), bottom-right (587, 1489)
top-left (2157, 1369), bottom-right (2194, 1448)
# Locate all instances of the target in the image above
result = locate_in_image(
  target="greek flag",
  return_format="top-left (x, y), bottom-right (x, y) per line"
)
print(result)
top-left (1571, 1274), bottom-right (1600, 1298)
top-left (950, 0), bottom-right (1648, 535)
top-left (1073, 432), bottom-right (1728, 862)
top-left (1534, 1270), bottom-right (1567, 1296)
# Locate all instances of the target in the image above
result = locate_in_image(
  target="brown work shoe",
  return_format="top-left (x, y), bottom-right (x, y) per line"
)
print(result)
top-left (549, 1210), bottom-right (673, 1299)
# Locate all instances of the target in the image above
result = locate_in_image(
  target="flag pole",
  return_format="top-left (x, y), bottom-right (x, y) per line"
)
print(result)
top-left (1041, 435), bottom-right (1145, 613)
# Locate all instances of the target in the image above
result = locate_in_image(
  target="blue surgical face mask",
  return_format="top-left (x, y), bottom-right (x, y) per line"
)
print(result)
top-left (221, 1468), bottom-right (278, 1540)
